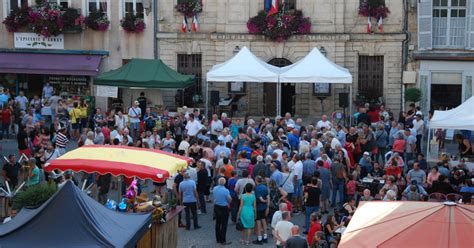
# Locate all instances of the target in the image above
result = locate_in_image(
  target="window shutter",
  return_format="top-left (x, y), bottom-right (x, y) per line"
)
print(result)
top-left (418, 0), bottom-right (433, 50)
top-left (468, 0), bottom-right (474, 50)
top-left (464, 75), bottom-right (473, 100)
top-left (419, 73), bottom-right (429, 113)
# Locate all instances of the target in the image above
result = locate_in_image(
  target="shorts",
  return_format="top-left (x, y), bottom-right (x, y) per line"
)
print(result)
top-left (256, 210), bottom-right (266, 220)
top-left (80, 118), bottom-right (88, 129)
top-left (72, 123), bottom-right (79, 130)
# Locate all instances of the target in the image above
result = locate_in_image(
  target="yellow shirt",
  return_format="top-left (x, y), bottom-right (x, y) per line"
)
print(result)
top-left (70, 108), bottom-right (82, 124)
top-left (79, 106), bottom-right (88, 118)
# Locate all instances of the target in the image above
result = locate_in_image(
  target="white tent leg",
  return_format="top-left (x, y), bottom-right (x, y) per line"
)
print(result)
top-left (276, 81), bottom-right (280, 117)
top-left (426, 128), bottom-right (431, 162)
top-left (205, 80), bottom-right (209, 118)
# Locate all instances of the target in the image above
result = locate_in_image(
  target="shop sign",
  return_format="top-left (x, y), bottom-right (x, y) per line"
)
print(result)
top-left (14, 33), bottom-right (64, 50)
top-left (48, 76), bottom-right (88, 86)
top-left (96, 85), bottom-right (118, 98)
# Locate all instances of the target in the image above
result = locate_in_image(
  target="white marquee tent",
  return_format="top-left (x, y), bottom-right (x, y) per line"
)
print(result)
top-left (430, 96), bottom-right (474, 130)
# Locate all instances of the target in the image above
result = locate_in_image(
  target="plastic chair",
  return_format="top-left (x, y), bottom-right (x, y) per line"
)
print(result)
top-left (446, 193), bottom-right (463, 202)
top-left (428, 193), bottom-right (447, 202)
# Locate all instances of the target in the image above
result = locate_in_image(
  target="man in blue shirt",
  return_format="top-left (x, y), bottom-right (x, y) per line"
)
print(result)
top-left (179, 172), bottom-right (201, 230)
top-left (270, 163), bottom-right (283, 186)
top-left (287, 127), bottom-right (299, 151)
top-left (213, 177), bottom-right (232, 245)
top-left (254, 176), bottom-right (269, 244)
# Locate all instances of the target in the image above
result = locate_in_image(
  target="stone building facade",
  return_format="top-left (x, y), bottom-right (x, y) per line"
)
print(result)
top-left (158, 0), bottom-right (406, 118)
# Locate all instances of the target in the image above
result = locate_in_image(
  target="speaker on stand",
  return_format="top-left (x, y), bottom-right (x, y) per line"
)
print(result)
top-left (210, 91), bottom-right (220, 115)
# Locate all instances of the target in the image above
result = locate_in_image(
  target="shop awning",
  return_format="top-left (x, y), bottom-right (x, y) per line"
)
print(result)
top-left (0, 52), bottom-right (102, 76)
top-left (94, 58), bottom-right (195, 89)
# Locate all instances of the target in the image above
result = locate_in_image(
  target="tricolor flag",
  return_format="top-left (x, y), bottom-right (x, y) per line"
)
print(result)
top-left (367, 16), bottom-right (372, 33)
top-left (181, 17), bottom-right (188, 33)
top-left (377, 16), bottom-right (383, 32)
top-left (192, 15), bottom-right (199, 32)
top-left (268, 0), bottom-right (279, 16)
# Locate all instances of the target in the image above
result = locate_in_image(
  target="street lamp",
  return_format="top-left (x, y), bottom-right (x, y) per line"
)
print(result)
top-left (233, 45), bottom-right (241, 55)
top-left (319, 46), bottom-right (327, 57)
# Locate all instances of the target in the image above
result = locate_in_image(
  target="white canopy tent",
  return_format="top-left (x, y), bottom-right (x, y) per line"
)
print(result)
top-left (205, 46), bottom-right (353, 117)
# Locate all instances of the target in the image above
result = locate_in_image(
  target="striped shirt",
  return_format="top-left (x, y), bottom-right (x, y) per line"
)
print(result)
top-left (56, 132), bottom-right (68, 148)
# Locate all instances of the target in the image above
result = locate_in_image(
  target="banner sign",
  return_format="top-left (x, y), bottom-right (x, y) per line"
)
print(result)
top-left (48, 76), bottom-right (89, 86)
top-left (14, 33), bottom-right (64, 50)
top-left (96, 85), bottom-right (118, 98)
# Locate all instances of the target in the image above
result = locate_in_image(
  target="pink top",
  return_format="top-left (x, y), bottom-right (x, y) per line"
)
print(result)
top-left (346, 180), bottom-right (356, 195)
top-left (427, 172), bottom-right (440, 185)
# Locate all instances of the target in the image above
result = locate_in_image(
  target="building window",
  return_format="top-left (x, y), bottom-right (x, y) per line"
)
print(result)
top-left (358, 56), bottom-right (384, 102)
top-left (177, 54), bottom-right (202, 95)
top-left (124, 0), bottom-right (144, 18)
top-left (87, 0), bottom-right (108, 15)
top-left (48, 0), bottom-right (69, 9)
top-left (8, 0), bottom-right (28, 11)
top-left (284, 0), bottom-right (296, 11)
top-left (433, 0), bottom-right (466, 48)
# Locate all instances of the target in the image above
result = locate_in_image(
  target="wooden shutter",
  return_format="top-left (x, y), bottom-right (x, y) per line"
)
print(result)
top-left (418, 0), bottom-right (433, 50)
top-left (468, 0), bottom-right (474, 49)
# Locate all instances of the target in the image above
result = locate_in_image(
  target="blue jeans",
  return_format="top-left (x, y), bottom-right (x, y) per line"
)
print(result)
top-left (305, 206), bottom-right (320, 232)
top-left (198, 189), bottom-right (207, 213)
top-left (332, 179), bottom-right (345, 207)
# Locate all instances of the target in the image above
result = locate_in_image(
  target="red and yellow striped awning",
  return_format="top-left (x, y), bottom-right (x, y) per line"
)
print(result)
top-left (45, 145), bottom-right (191, 182)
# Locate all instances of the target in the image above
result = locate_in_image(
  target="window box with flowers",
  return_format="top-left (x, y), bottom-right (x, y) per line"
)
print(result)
top-left (358, 0), bottom-right (390, 32)
top-left (246, 5), bottom-right (311, 42)
top-left (120, 14), bottom-right (145, 33)
top-left (85, 10), bottom-right (110, 31)
top-left (175, 0), bottom-right (202, 18)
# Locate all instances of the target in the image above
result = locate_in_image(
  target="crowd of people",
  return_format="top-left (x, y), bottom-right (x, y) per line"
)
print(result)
top-left (1, 85), bottom-right (473, 247)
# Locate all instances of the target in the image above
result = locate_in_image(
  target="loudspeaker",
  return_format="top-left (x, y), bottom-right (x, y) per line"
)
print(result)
top-left (210, 91), bottom-right (220, 106)
top-left (339, 93), bottom-right (349, 108)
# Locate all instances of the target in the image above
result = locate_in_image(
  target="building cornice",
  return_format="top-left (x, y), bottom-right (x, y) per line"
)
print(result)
top-left (413, 51), bottom-right (474, 61)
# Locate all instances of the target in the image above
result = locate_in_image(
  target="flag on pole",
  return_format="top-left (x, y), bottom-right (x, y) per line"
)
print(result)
top-left (192, 15), bottom-right (199, 32)
top-left (377, 16), bottom-right (383, 32)
top-left (367, 16), bottom-right (372, 33)
top-left (268, 0), bottom-right (279, 16)
top-left (181, 17), bottom-right (188, 33)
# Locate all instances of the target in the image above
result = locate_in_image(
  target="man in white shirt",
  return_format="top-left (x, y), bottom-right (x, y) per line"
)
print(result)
top-left (273, 211), bottom-right (294, 247)
top-left (178, 136), bottom-right (190, 156)
top-left (210, 114), bottom-right (223, 141)
top-left (15, 91), bottom-right (28, 111)
top-left (412, 114), bottom-right (424, 155)
top-left (128, 101), bottom-right (141, 141)
top-left (271, 203), bottom-right (288, 230)
top-left (42, 83), bottom-right (54, 99)
top-left (185, 113), bottom-right (202, 137)
top-left (316, 115), bottom-right (332, 130)
top-left (290, 153), bottom-right (304, 212)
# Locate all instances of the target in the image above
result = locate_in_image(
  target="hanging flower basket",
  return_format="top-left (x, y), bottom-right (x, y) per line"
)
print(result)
top-left (247, 8), bottom-right (311, 42)
top-left (120, 14), bottom-right (145, 33)
top-left (27, 2), bottom-right (64, 37)
top-left (85, 11), bottom-right (110, 31)
top-left (61, 8), bottom-right (85, 33)
top-left (176, 0), bottom-right (203, 18)
top-left (2, 7), bottom-right (29, 32)
top-left (358, 0), bottom-right (390, 18)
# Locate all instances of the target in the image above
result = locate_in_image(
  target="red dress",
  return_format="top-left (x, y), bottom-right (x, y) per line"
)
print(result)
top-left (344, 142), bottom-right (356, 169)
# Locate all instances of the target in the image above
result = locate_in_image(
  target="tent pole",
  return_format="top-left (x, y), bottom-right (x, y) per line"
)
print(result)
top-left (205, 80), bottom-right (209, 118)
top-left (349, 84), bottom-right (353, 126)
top-left (426, 128), bottom-right (431, 161)
top-left (276, 79), bottom-right (281, 117)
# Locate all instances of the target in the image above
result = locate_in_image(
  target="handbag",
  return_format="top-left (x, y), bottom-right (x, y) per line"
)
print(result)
top-left (236, 220), bottom-right (244, 231)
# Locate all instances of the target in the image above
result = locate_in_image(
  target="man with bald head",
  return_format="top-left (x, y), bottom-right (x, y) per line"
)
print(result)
top-left (316, 115), bottom-right (332, 130)
top-left (285, 225), bottom-right (309, 248)
top-left (213, 177), bottom-right (232, 245)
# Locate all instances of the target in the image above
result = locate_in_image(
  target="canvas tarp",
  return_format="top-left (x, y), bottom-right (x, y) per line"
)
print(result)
top-left (430, 96), bottom-right (474, 130)
top-left (279, 47), bottom-right (352, 83)
top-left (0, 181), bottom-right (151, 248)
top-left (95, 58), bottom-right (195, 89)
top-left (206, 46), bottom-right (281, 82)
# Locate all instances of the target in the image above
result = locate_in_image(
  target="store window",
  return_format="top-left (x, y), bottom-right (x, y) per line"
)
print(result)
top-left (48, 0), bottom-right (69, 9)
top-left (124, 0), bottom-right (144, 19)
top-left (177, 54), bottom-right (202, 107)
top-left (358, 55), bottom-right (384, 102)
top-left (431, 72), bottom-right (462, 109)
top-left (87, 0), bottom-right (108, 15)
top-left (432, 0), bottom-right (466, 48)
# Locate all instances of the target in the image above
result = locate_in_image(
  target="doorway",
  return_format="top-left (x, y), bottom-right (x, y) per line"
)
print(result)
top-left (431, 84), bottom-right (462, 110)
top-left (266, 58), bottom-right (294, 116)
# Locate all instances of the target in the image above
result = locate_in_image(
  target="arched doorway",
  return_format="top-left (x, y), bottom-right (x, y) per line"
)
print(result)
top-left (266, 58), bottom-right (294, 116)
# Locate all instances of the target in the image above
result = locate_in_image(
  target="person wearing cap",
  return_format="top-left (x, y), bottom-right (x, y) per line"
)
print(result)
top-left (178, 171), bottom-right (201, 230)
top-left (128, 100), bottom-right (142, 141)
top-left (412, 114), bottom-right (424, 155)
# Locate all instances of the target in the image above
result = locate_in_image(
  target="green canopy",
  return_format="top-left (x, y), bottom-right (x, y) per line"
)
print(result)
top-left (94, 58), bottom-right (195, 89)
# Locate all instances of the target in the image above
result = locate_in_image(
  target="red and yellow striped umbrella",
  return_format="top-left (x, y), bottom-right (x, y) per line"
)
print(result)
top-left (45, 145), bottom-right (191, 183)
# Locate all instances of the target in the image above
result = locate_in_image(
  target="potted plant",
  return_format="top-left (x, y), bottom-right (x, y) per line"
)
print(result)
top-left (85, 10), bottom-right (110, 31)
top-left (62, 8), bottom-right (85, 33)
top-left (175, 0), bottom-right (203, 18)
top-left (358, 0), bottom-right (390, 19)
top-left (2, 6), bottom-right (29, 32)
top-left (12, 184), bottom-right (57, 210)
top-left (405, 88), bottom-right (421, 103)
top-left (120, 14), bottom-right (145, 33)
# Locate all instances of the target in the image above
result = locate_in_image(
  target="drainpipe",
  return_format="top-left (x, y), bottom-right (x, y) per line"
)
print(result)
top-left (401, 0), bottom-right (410, 112)
top-left (153, 0), bottom-right (159, 59)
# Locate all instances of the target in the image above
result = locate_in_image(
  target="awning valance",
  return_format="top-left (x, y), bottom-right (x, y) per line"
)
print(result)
top-left (0, 52), bottom-right (102, 76)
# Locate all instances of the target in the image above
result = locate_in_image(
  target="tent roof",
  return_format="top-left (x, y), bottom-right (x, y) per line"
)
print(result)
top-left (206, 46), bottom-right (281, 82)
top-left (279, 47), bottom-right (352, 83)
top-left (430, 96), bottom-right (474, 130)
top-left (339, 201), bottom-right (474, 248)
top-left (0, 181), bottom-right (151, 248)
top-left (95, 58), bottom-right (195, 89)
top-left (45, 145), bottom-right (191, 183)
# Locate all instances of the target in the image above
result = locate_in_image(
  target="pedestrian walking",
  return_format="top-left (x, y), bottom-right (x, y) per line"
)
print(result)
top-left (178, 171), bottom-right (201, 230)
top-left (213, 177), bottom-right (232, 245)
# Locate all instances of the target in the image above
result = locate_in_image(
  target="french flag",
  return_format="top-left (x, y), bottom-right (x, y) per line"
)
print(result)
top-left (367, 16), bottom-right (372, 33)
top-left (377, 16), bottom-right (383, 32)
top-left (181, 17), bottom-right (188, 33)
top-left (192, 15), bottom-right (199, 32)
top-left (268, 0), bottom-right (279, 16)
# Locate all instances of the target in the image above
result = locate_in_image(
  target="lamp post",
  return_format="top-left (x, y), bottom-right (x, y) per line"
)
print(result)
top-left (233, 45), bottom-right (241, 55)
top-left (319, 46), bottom-right (327, 57)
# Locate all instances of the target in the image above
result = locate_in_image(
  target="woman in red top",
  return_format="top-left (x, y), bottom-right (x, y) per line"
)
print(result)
top-left (1, 105), bottom-right (12, 139)
top-left (391, 133), bottom-right (406, 158)
top-left (307, 212), bottom-right (322, 245)
top-left (384, 162), bottom-right (402, 179)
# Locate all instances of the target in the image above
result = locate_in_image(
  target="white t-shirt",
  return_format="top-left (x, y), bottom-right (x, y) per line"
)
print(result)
top-left (210, 120), bottom-right (223, 136)
top-left (185, 120), bottom-right (201, 137)
top-left (330, 138), bottom-right (342, 150)
top-left (178, 140), bottom-right (190, 156)
top-left (128, 107), bottom-right (141, 124)
top-left (271, 210), bottom-right (283, 229)
top-left (275, 220), bottom-right (294, 245)
top-left (316, 120), bottom-right (332, 130)
top-left (293, 160), bottom-right (303, 180)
